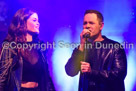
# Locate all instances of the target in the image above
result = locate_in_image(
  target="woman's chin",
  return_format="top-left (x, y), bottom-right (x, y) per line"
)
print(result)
top-left (27, 30), bottom-right (39, 35)
top-left (33, 30), bottom-right (39, 33)
top-left (35, 30), bottom-right (40, 34)
top-left (35, 31), bottom-right (39, 34)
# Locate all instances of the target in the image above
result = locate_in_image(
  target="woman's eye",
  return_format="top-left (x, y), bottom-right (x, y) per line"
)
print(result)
top-left (33, 19), bottom-right (37, 22)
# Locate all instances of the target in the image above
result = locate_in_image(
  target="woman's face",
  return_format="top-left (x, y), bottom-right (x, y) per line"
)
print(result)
top-left (27, 13), bottom-right (40, 34)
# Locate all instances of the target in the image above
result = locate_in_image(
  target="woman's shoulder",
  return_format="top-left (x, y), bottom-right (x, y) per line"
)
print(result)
top-left (0, 42), bottom-right (17, 61)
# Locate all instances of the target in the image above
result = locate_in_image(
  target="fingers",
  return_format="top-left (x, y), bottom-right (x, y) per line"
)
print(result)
top-left (80, 61), bottom-right (91, 73)
top-left (80, 29), bottom-right (91, 44)
top-left (80, 29), bottom-right (91, 38)
top-left (81, 61), bottom-right (89, 65)
top-left (79, 29), bottom-right (91, 51)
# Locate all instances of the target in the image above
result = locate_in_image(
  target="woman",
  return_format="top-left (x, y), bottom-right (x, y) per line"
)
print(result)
top-left (0, 8), bottom-right (55, 91)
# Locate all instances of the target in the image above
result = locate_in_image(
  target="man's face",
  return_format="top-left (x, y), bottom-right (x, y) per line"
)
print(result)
top-left (83, 13), bottom-right (104, 39)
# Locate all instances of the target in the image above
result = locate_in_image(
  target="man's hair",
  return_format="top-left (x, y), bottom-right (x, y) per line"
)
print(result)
top-left (84, 10), bottom-right (104, 22)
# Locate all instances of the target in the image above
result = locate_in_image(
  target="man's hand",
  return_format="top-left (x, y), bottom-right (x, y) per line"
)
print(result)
top-left (80, 61), bottom-right (91, 73)
top-left (79, 29), bottom-right (91, 51)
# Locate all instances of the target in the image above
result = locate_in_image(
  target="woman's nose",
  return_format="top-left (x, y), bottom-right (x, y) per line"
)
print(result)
top-left (37, 22), bottom-right (40, 26)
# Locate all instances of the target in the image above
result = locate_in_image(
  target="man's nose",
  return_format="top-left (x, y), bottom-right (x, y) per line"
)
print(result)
top-left (86, 23), bottom-right (90, 29)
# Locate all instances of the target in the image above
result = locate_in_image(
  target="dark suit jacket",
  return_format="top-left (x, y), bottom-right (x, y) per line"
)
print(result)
top-left (65, 36), bottom-right (127, 91)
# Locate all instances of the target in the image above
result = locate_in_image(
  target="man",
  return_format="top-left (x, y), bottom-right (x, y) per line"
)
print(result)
top-left (65, 10), bottom-right (127, 91)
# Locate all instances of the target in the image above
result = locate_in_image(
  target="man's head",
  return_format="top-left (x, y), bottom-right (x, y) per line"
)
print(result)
top-left (83, 10), bottom-right (104, 40)
top-left (84, 10), bottom-right (104, 23)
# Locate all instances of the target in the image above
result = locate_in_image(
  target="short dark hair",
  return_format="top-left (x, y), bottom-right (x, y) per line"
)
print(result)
top-left (84, 10), bottom-right (104, 22)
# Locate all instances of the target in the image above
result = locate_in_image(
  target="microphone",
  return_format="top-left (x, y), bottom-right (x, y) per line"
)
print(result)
top-left (83, 33), bottom-right (90, 38)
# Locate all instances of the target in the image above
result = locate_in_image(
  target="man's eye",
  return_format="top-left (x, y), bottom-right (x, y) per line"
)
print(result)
top-left (83, 22), bottom-right (87, 25)
top-left (89, 22), bottom-right (94, 24)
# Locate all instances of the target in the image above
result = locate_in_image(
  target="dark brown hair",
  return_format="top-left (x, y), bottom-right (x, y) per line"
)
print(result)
top-left (84, 10), bottom-right (104, 23)
top-left (5, 8), bottom-right (35, 43)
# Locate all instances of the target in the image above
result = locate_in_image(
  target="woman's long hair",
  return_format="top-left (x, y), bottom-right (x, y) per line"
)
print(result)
top-left (4, 8), bottom-right (36, 57)
top-left (5, 8), bottom-right (35, 43)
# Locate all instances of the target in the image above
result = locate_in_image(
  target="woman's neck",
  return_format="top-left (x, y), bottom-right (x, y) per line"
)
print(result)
top-left (26, 33), bottom-right (33, 42)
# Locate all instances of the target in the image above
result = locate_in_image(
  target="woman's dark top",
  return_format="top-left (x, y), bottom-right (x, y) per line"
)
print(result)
top-left (22, 42), bottom-right (44, 83)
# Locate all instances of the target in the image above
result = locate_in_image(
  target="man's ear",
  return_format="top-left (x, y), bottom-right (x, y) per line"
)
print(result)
top-left (100, 22), bottom-right (104, 30)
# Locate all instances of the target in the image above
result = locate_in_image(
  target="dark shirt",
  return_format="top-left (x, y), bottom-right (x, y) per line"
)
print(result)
top-left (22, 42), bottom-right (44, 83)
top-left (22, 56), bottom-right (44, 83)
